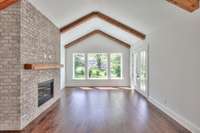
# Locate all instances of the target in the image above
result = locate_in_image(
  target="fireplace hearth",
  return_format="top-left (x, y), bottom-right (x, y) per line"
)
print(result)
top-left (38, 79), bottom-right (54, 107)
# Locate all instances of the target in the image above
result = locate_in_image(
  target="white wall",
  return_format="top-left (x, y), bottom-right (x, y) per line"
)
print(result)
top-left (65, 34), bottom-right (130, 87)
top-left (145, 16), bottom-right (200, 133)
top-left (60, 18), bottom-right (140, 89)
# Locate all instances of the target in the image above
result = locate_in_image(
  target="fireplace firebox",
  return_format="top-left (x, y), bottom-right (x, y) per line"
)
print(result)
top-left (38, 79), bottom-right (54, 107)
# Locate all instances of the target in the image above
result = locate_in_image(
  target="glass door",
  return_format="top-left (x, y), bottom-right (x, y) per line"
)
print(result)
top-left (133, 49), bottom-right (148, 97)
top-left (139, 51), bottom-right (147, 92)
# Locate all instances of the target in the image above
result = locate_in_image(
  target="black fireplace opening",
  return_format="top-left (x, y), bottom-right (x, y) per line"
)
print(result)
top-left (38, 79), bottom-right (54, 107)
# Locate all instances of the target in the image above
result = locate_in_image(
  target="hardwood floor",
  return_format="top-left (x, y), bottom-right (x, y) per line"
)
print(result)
top-left (5, 87), bottom-right (191, 133)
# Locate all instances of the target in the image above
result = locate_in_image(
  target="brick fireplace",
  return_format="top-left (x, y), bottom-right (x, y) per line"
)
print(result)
top-left (0, 0), bottom-right (61, 131)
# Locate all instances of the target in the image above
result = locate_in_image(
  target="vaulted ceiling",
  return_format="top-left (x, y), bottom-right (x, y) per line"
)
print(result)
top-left (64, 30), bottom-right (131, 49)
top-left (60, 16), bottom-right (142, 45)
top-left (28, 0), bottom-right (200, 35)
top-left (60, 11), bottom-right (146, 40)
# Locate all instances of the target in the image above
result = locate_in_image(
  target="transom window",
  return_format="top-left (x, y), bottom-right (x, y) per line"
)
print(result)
top-left (72, 53), bottom-right (123, 80)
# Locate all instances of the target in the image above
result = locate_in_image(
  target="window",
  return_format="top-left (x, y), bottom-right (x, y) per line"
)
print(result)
top-left (110, 53), bottom-right (123, 79)
top-left (72, 53), bottom-right (123, 80)
top-left (88, 53), bottom-right (108, 79)
top-left (73, 53), bottom-right (86, 79)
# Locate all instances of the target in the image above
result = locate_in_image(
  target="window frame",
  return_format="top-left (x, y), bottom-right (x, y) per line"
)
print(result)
top-left (110, 53), bottom-right (123, 80)
top-left (72, 53), bottom-right (86, 80)
top-left (72, 52), bottom-right (124, 80)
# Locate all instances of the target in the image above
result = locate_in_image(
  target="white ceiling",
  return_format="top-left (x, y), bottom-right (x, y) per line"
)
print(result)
top-left (28, 0), bottom-right (200, 34)
top-left (61, 17), bottom-right (141, 45)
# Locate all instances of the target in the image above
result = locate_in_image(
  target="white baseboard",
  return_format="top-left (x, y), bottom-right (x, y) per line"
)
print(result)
top-left (134, 88), bottom-right (147, 98)
top-left (148, 96), bottom-right (200, 133)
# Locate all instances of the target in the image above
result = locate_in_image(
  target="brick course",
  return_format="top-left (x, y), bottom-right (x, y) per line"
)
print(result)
top-left (0, 1), bottom-right (21, 130)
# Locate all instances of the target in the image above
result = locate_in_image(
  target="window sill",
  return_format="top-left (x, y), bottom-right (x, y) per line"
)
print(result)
top-left (72, 78), bottom-right (86, 80)
top-left (72, 78), bottom-right (124, 80)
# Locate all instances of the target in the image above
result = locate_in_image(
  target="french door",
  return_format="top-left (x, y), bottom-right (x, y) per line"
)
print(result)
top-left (133, 46), bottom-right (148, 97)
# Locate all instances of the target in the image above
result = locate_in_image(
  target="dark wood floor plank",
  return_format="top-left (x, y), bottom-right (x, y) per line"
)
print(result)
top-left (1, 87), bottom-right (191, 133)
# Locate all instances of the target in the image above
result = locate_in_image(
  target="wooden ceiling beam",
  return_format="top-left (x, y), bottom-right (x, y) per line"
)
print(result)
top-left (0, 0), bottom-right (17, 10)
top-left (60, 11), bottom-right (146, 40)
top-left (167, 0), bottom-right (199, 12)
top-left (64, 30), bottom-right (131, 49)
